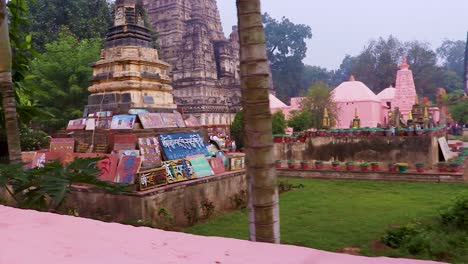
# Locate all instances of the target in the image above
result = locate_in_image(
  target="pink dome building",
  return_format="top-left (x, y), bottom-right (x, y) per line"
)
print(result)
top-left (332, 76), bottom-right (386, 128)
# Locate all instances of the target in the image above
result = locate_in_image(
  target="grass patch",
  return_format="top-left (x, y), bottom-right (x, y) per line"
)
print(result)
top-left (184, 179), bottom-right (467, 259)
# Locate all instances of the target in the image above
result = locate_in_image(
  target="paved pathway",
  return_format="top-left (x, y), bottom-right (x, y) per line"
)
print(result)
top-left (0, 206), bottom-right (445, 264)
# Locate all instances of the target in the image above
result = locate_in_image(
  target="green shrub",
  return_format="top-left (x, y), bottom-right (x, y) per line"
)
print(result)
top-left (439, 193), bottom-right (468, 230)
top-left (0, 158), bottom-right (129, 212)
top-left (381, 223), bottom-right (423, 248)
top-left (20, 127), bottom-right (50, 151)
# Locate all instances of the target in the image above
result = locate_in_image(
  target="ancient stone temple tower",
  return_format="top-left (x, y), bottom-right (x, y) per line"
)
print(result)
top-left (393, 56), bottom-right (417, 120)
top-left (85, 0), bottom-right (177, 115)
top-left (143, 0), bottom-right (241, 126)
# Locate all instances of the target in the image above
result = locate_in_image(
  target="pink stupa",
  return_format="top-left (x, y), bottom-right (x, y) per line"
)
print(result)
top-left (392, 56), bottom-right (417, 120)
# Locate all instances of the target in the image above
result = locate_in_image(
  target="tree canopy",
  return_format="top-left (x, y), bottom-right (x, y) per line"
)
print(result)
top-left (25, 0), bottom-right (112, 51)
top-left (271, 111), bottom-right (286, 134)
top-left (287, 109), bottom-right (313, 132)
top-left (333, 36), bottom-right (467, 99)
top-left (299, 82), bottom-right (338, 129)
top-left (28, 29), bottom-right (102, 131)
top-left (263, 13), bottom-right (312, 102)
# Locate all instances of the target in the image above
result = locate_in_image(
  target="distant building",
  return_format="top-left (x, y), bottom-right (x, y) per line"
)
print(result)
top-left (332, 57), bottom-right (439, 128)
top-left (332, 75), bottom-right (384, 128)
top-left (144, 0), bottom-right (241, 126)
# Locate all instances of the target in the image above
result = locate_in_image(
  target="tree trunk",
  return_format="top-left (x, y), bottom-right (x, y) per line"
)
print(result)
top-left (236, 0), bottom-right (280, 243)
top-left (0, 0), bottom-right (22, 164)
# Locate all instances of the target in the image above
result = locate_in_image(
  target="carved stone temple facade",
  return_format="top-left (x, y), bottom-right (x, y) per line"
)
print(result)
top-left (85, 0), bottom-right (177, 115)
top-left (144, 0), bottom-right (242, 126)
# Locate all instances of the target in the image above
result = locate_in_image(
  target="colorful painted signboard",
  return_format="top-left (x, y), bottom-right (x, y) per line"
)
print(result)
top-left (113, 134), bottom-right (137, 151)
top-left (85, 118), bottom-right (96, 130)
top-left (229, 156), bottom-right (245, 171)
top-left (159, 132), bottom-right (210, 160)
top-left (118, 150), bottom-right (140, 158)
top-left (110, 115), bottom-right (136, 130)
top-left (138, 113), bottom-right (164, 129)
top-left (21, 151), bottom-right (37, 169)
top-left (95, 118), bottom-right (112, 130)
top-left (96, 154), bottom-right (119, 182)
top-left (187, 154), bottom-right (214, 178)
top-left (163, 159), bottom-right (196, 184)
top-left (50, 138), bottom-right (75, 153)
top-left (138, 137), bottom-right (162, 169)
top-left (67, 118), bottom-right (87, 130)
top-left (184, 115), bottom-right (201, 127)
top-left (31, 152), bottom-right (47, 168)
top-left (137, 167), bottom-right (167, 191)
top-left (208, 157), bottom-right (226, 175)
top-left (168, 112), bottom-right (186, 128)
top-left (74, 153), bottom-right (118, 182)
top-left (116, 155), bottom-right (141, 184)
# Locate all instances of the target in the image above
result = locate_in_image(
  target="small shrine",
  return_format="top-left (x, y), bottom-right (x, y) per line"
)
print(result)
top-left (352, 108), bottom-right (360, 129)
top-left (85, 0), bottom-right (176, 115)
top-left (322, 108), bottom-right (331, 129)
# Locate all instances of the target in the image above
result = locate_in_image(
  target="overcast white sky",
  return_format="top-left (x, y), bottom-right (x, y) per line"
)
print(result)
top-left (217, 0), bottom-right (468, 70)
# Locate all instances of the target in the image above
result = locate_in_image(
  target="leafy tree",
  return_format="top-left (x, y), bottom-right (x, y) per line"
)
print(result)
top-left (439, 70), bottom-right (463, 93)
top-left (348, 35), bottom-right (403, 93)
top-left (447, 91), bottom-right (468, 123)
top-left (263, 13), bottom-right (312, 102)
top-left (331, 55), bottom-right (356, 86)
top-left (271, 111), bottom-right (286, 134)
top-left (230, 110), bottom-right (244, 150)
top-left (301, 65), bottom-right (334, 93)
top-left (23, 0), bottom-right (111, 51)
top-left (287, 109), bottom-right (313, 132)
top-left (6, 0), bottom-right (47, 127)
top-left (1, 0), bottom-right (22, 163)
top-left (406, 41), bottom-right (443, 97)
top-left (300, 82), bottom-right (338, 129)
top-left (28, 29), bottom-right (102, 131)
top-left (437, 39), bottom-right (466, 78)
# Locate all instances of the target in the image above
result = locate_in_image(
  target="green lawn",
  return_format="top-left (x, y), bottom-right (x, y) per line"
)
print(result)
top-left (185, 179), bottom-right (468, 255)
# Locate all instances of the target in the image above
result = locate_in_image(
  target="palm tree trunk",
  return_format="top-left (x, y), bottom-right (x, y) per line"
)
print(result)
top-left (236, 0), bottom-right (280, 243)
top-left (0, 0), bottom-right (22, 164)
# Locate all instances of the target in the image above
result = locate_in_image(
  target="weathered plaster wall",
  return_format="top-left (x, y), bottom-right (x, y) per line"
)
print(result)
top-left (67, 171), bottom-right (246, 227)
top-left (277, 169), bottom-right (466, 183)
top-left (274, 136), bottom-right (442, 167)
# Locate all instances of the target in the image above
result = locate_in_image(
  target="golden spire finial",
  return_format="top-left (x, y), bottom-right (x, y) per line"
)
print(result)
top-left (400, 55), bottom-right (410, 70)
top-left (349, 75), bottom-right (356, 82)
top-left (423, 106), bottom-right (429, 119)
top-left (354, 108), bottom-right (359, 118)
top-left (408, 110), bottom-right (413, 120)
top-left (322, 108), bottom-right (330, 128)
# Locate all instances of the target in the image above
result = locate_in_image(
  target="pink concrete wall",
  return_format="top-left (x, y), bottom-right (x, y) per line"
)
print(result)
top-left (336, 101), bottom-right (384, 128)
top-left (0, 205), bottom-right (442, 264)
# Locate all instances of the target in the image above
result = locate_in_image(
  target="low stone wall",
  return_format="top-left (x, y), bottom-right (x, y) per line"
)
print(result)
top-left (1, 170), bottom-right (247, 228)
top-left (67, 170), bottom-right (246, 227)
top-left (277, 169), bottom-right (466, 183)
top-left (274, 136), bottom-right (441, 168)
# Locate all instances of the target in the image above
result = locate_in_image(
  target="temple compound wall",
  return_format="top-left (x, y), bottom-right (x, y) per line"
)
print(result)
top-left (274, 136), bottom-right (442, 168)
top-left (144, 0), bottom-right (242, 126)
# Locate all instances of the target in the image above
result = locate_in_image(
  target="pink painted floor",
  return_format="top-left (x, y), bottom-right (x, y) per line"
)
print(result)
top-left (0, 205), bottom-right (444, 264)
